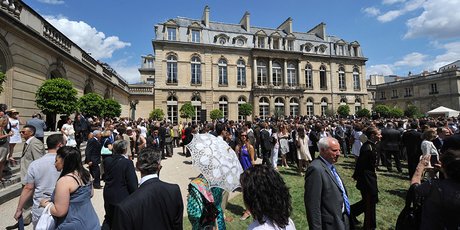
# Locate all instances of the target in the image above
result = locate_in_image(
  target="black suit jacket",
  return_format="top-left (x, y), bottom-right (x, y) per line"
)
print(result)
top-left (103, 155), bottom-right (138, 205)
top-left (402, 129), bottom-right (422, 157)
top-left (85, 137), bottom-right (102, 164)
top-left (381, 128), bottom-right (401, 152)
top-left (113, 177), bottom-right (183, 230)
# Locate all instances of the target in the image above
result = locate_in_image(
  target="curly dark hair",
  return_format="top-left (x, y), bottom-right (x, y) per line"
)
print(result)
top-left (240, 165), bottom-right (292, 227)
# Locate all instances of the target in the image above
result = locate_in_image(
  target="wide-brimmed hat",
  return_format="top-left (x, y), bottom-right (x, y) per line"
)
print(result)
top-left (6, 109), bottom-right (19, 114)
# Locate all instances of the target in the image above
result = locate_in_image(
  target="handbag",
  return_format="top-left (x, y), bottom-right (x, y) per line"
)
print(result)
top-left (36, 203), bottom-right (55, 230)
top-left (395, 184), bottom-right (422, 230)
top-left (101, 139), bottom-right (112, 155)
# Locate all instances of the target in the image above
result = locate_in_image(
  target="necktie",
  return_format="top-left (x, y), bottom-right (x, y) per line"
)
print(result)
top-left (22, 143), bottom-right (28, 153)
top-left (331, 165), bottom-right (350, 215)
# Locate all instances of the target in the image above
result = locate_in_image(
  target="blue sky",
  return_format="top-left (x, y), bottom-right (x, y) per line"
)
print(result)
top-left (25, 0), bottom-right (460, 83)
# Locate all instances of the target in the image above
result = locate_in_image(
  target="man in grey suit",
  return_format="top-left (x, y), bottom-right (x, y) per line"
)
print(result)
top-left (304, 137), bottom-right (353, 230)
top-left (26, 113), bottom-right (47, 142)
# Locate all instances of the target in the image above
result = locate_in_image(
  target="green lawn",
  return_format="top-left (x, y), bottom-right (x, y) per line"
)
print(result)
top-left (184, 157), bottom-right (410, 230)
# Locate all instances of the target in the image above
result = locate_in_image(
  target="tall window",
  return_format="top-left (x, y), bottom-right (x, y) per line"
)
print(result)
top-left (167, 27), bottom-right (176, 41)
top-left (191, 56), bottom-right (201, 85)
top-left (257, 61), bottom-right (268, 86)
top-left (258, 37), bottom-right (265, 48)
top-left (380, 92), bottom-right (386, 99)
top-left (272, 38), bottom-right (280, 49)
top-left (238, 96), bottom-right (246, 121)
top-left (392, 89), bottom-right (398, 98)
top-left (354, 99), bottom-right (362, 113)
top-left (338, 66), bottom-right (346, 90)
top-left (219, 96), bottom-right (228, 118)
top-left (305, 64), bottom-right (313, 89)
top-left (321, 98), bottom-right (328, 116)
top-left (320, 65), bottom-right (327, 89)
top-left (218, 59), bottom-right (228, 85)
top-left (167, 96), bottom-right (178, 124)
top-left (430, 83), bottom-right (438, 94)
top-left (191, 96), bottom-right (201, 124)
top-left (405, 87), bottom-right (412, 97)
top-left (259, 97), bottom-right (269, 120)
top-left (274, 97), bottom-right (285, 117)
top-left (237, 59), bottom-right (246, 87)
top-left (166, 55), bottom-right (177, 84)
top-left (191, 29), bottom-right (200, 43)
top-left (287, 63), bottom-right (297, 87)
top-left (272, 62), bottom-right (282, 86)
top-left (287, 40), bottom-right (294, 51)
top-left (290, 98), bottom-right (299, 117)
top-left (337, 45), bottom-right (344, 55)
top-left (306, 98), bottom-right (314, 116)
top-left (353, 67), bottom-right (360, 90)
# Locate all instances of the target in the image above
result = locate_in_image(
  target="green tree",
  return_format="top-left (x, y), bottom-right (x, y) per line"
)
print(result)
top-left (102, 99), bottom-right (121, 118)
top-left (180, 102), bottom-right (195, 121)
top-left (36, 78), bottom-right (78, 115)
top-left (210, 109), bottom-right (224, 121)
top-left (337, 105), bottom-right (350, 118)
top-left (149, 108), bottom-right (165, 120)
top-left (238, 103), bottom-right (253, 121)
top-left (374, 104), bottom-right (391, 118)
top-left (77, 93), bottom-right (104, 117)
top-left (389, 107), bottom-right (404, 118)
top-left (0, 71), bottom-right (6, 95)
top-left (404, 105), bottom-right (420, 118)
top-left (356, 108), bottom-right (371, 118)
top-left (325, 108), bottom-right (335, 117)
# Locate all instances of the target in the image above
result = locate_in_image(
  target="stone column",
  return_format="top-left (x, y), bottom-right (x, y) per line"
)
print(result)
top-left (299, 97), bottom-right (306, 116)
top-left (284, 59), bottom-right (288, 86)
top-left (253, 57), bottom-right (257, 86)
top-left (268, 59), bottom-right (273, 86)
top-left (284, 96), bottom-right (290, 116)
top-left (253, 96), bottom-right (259, 119)
top-left (269, 96), bottom-right (275, 117)
top-left (298, 61), bottom-right (302, 86)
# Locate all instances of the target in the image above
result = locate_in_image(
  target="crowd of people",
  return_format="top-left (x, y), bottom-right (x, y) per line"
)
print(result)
top-left (1, 105), bottom-right (459, 229)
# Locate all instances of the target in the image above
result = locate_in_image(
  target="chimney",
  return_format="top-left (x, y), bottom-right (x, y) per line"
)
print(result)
top-left (239, 11), bottom-right (250, 32)
top-left (307, 22), bottom-right (326, 40)
top-left (277, 17), bottom-right (292, 34)
top-left (202, 5), bottom-right (210, 27)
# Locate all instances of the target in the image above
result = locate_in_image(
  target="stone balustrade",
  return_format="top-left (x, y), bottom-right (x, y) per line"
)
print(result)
top-left (129, 86), bottom-right (154, 95)
top-left (1, 0), bottom-right (22, 18)
top-left (43, 22), bottom-right (72, 52)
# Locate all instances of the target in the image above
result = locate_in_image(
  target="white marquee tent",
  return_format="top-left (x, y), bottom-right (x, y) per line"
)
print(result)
top-left (427, 106), bottom-right (460, 117)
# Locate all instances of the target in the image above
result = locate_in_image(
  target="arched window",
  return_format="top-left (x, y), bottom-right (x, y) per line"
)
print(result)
top-left (320, 65), bottom-right (327, 89)
top-left (274, 97), bottom-right (285, 117)
top-left (219, 96), bottom-right (228, 118)
top-left (355, 98), bottom-right (362, 113)
top-left (237, 59), bottom-right (246, 87)
top-left (238, 96), bottom-right (247, 121)
top-left (259, 97), bottom-right (269, 120)
top-left (167, 96), bottom-right (178, 124)
top-left (218, 59), bottom-right (228, 85)
top-left (321, 98), bottom-right (328, 116)
top-left (191, 96), bottom-right (202, 123)
top-left (305, 64), bottom-right (313, 89)
top-left (306, 98), bottom-right (314, 116)
top-left (353, 67), bottom-right (361, 90)
top-left (338, 66), bottom-right (346, 90)
top-left (272, 62), bottom-right (282, 86)
top-left (167, 55), bottom-right (177, 84)
top-left (257, 60), bottom-right (268, 86)
top-left (290, 98), bottom-right (299, 117)
top-left (191, 56), bottom-right (201, 85)
top-left (287, 63), bottom-right (297, 87)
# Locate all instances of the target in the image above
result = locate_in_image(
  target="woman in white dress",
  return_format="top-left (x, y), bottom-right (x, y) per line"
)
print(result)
top-left (61, 117), bottom-right (77, 147)
top-left (278, 124), bottom-right (290, 168)
top-left (351, 123), bottom-right (363, 159)
top-left (271, 128), bottom-right (279, 170)
top-left (7, 110), bottom-right (21, 165)
top-left (296, 126), bottom-right (312, 176)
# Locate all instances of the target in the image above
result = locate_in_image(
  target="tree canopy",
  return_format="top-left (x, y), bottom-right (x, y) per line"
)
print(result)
top-left (210, 109), bottom-right (223, 121)
top-left (102, 99), bottom-right (121, 118)
top-left (149, 108), bottom-right (165, 121)
top-left (337, 105), bottom-right (350, 118)
top-left (36, 78), bottom-right (78, 115)
top-left (238, 103), bottom-right (253, 120)
top-left (180, 102), bottom-right (194, 120)
top-left (77, 93), bottom-right (104, 117)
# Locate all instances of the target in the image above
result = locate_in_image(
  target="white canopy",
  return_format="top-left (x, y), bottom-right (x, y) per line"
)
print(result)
top-left (427, 106), bottom-right (459, 117)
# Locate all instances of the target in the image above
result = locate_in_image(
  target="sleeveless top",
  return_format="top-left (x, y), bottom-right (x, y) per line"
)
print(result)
top-left (239, 145), bottom-right (253, 171)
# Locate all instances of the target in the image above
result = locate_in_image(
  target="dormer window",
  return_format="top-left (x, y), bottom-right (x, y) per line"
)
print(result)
top-left (236, 38), bottom-right (244, 46)
top-left (304, 43), bottom-right (314, 52)
top-left (167, 27), bottom-right (176, 41)
top-left (219, 37), bottom-right (226, 45)
top-left (191, 29), bottom-right (200, 43)
top-left (287, 40), bottom-right (294, 51)
top-left (272, 38), bottom-right (280, 49)
top-left (258, 37), bottom-right (265, 48)
top-left (214, 34), bottom-right (230, 46)
top-left (317, 44), bottom-right (327, 54)
top-left (233, 36), bottom-right (247, 47)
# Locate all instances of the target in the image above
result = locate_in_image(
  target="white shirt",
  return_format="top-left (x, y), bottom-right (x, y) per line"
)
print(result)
top-left (248, 217), bottom-right (296, 230)
top-left (139, 174), bottom-right (158, 186)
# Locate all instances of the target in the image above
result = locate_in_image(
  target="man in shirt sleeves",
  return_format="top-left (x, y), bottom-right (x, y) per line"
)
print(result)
top-left (304, 137), bottom-right (353, 230)
top-left (113, 147), bottom-right (183, 230)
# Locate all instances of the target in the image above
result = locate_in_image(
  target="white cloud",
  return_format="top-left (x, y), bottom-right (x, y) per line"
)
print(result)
top-left (430, 41), bottom-right (460, 70)
top-left (37, 0), bottom-right (64, 4)
top-left (109, 58), bottom-right (141, 84)
top-left (404, 0), bottom-right (460, 39)
top-left (44, 15), bottom-right (131, 60)
top-left (382, 0), bottom-right (406, 5)
top-left (367, 64), bottom-right (394, 76)
top-left (363, 7), bottom-right (381, 17)
top-left (394, 52), bottom-right (427, 67)
top-left (377, 10), bottom-right (403, 22)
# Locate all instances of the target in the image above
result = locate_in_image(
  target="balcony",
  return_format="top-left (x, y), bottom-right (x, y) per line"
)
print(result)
top-left (129, 86), bottom-right (154, 95)
top-left (252, 83), bottom-right (306, 96)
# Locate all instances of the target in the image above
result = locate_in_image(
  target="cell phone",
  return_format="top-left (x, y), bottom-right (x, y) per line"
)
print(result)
top-left (430, 154), bottom-right (439, 166)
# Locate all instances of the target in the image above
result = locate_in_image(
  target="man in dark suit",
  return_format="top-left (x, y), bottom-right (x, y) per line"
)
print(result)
top-left (260, 122), bottom-right (273, 166)
top-left (85, 130), bottom-right (103, 189)
top-left (380, 122), bottom-right (403, 172)
top-left (113, 147), bottom-right (183, 230)
top-left (26, 113), bottom-right (46, 142)
top-left (402, 122), bottom-right (422, 178)
top-left (305, 137), bottom-right (353, 230)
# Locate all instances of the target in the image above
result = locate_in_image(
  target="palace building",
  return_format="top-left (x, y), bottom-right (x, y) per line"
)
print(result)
top-left (148, 6), bottom-right (369, 124)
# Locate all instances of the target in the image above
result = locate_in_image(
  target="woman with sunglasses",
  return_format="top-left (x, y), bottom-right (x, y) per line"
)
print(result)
top-left (236, 132), bottom-right (255, 220)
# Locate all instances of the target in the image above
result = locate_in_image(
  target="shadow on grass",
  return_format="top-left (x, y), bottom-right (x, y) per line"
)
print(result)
top-left (385, 188), bottom-right (407, 199)
top-left (379, 172), bottom-right (410, 181)
top-left (226, 202), bottom-right (246, 216)
top-left (279, 170), bottom-right (303, 177)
